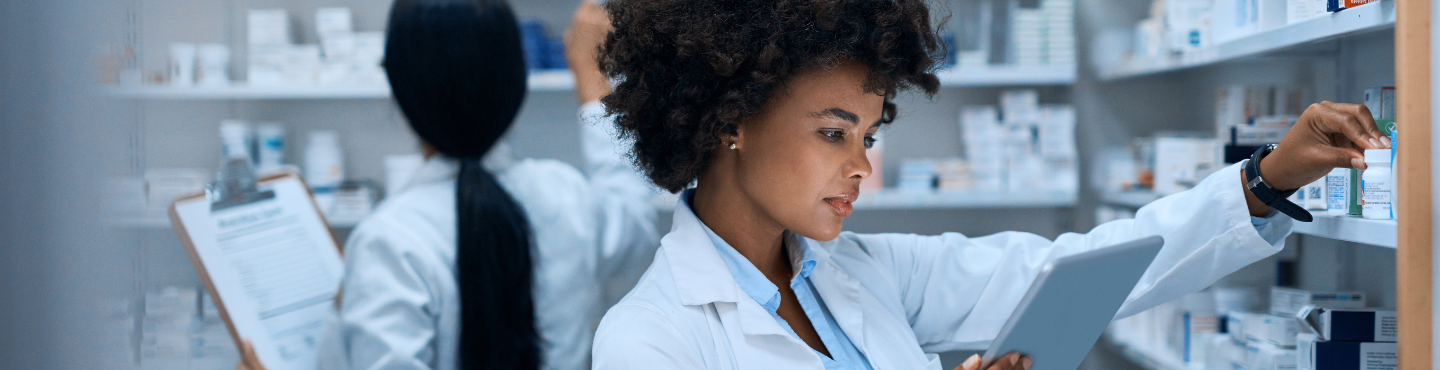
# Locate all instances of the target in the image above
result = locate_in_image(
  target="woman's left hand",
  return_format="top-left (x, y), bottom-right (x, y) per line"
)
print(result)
top-left (1243, 101), bottom-right (1390, 215)
top-left (955, 353), bottom-right (1032, 370)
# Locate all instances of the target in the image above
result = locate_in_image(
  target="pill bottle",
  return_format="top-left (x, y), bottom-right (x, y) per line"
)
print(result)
top-left (1361, 149), bottom-right (1392, 220)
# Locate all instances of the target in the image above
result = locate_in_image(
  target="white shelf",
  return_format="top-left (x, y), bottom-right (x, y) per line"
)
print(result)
top-left (1104, 335), bottom-right (1196, 370)
top-left (936, 65), bottom-right (1075, 87)
top-left (1099, 191), bottom-right (1397, 248)
top-left (1101, 191), bottom-right (1161, 208)
top-left (1098, 1), bottom-right (1395, 81)
top-left (1292, 212), bottom-right (1397, 248)
top-left (107, 217), bottom-right (359, 229)
top-left (853, 189), bottom-right (1077, 210)
top-left (102, 70), bottom-right (575, 100)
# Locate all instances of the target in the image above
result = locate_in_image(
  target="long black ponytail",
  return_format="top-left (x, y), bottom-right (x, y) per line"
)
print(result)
top-left (382, 0), bottom-right (539, 369)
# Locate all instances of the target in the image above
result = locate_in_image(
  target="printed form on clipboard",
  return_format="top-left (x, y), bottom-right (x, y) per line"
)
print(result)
top-left (169, 164), bottom-right (344, 370)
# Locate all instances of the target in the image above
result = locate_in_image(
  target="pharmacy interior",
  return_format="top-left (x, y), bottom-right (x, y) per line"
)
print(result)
top-left (83, 0), bottom-right (1435, 369)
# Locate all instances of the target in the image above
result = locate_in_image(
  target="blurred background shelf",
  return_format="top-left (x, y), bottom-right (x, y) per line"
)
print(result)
top-left (1103, 335), bottom-right (1194, 370)
top-left (854, 189), bottom-right (1077, 210)
top-left (102, 70), bottom-right (576, 100)
top-left (936, 65), bottom-right (1075, 86)
top-left (108, 216), bottom-right (359, 229)
top-left (1097, 0), bottom-right (1395, 81)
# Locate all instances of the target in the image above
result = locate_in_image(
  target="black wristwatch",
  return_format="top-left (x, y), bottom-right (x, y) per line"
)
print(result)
top-left (1245, 144), bottom-right (1313, 222)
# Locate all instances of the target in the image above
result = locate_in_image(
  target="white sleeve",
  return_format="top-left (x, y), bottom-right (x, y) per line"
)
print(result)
top-left (578, 101), bottom-right (661, 283)
top-left (847, 162), bottom-right (1292, 352)
top-left (329, 223), bottom-right (441, 370)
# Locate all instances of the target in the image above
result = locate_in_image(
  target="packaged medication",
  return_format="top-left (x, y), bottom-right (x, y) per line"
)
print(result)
top-left (1361, 149), bottom-right (1392, 220)
top-left (1272, 287), bottom-right (1366, 317)
top-left (306, 130), bottom-right (345, 216)
top-left (1288, 0), bottom-right (1329, 24)
top-left (168, 43), bottom-right (196, 86)
top-left (1311, 308), bottom-right (1397, 342)
top-left (1325, 168), bottom-right (1353, 215)
top-left (247, 9), bottom-right (291, 46)
top-left (1245, 341), bottom-right (1297, 370)
top-left (1327, 0), bottom-right (1380, 12)
top-left (1298, 178), bottom-right (1326, 210)
top-left (315, 7), bottom-right (354, 38)
top-left (255, 122), bottom-right (284, 173)
top-left (219, 120), bottom-right (253, 162)
top-left (1297, 333), bottom-right (1397, 370)
top-left (1362, 87), bottom-right (1396, 119)
top-left (195, 44), bottom-right (230, 86)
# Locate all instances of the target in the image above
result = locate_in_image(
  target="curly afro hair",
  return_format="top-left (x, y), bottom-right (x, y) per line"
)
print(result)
top-left (599, 0), bottom-right (944, 193)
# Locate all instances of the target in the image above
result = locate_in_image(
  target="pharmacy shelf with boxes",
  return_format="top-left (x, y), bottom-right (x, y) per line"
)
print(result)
top-left (1096, 0), bottom-right (1394, 80)
top-left (1095, 85), bottom-right (1399, 249)
top-left (1107, 286), bottom-right (1394, 370)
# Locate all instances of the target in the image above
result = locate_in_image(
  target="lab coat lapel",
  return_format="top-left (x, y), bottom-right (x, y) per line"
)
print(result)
top-left (804, 239), bottom-right (869, 355)
top-left (660, 192), bottom-right (806, 338)
top-left (806, 237), bottom-right (930, 370)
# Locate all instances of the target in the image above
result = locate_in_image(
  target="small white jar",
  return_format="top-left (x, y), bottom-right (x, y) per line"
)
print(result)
top-left (1361, 149), bottom-right (1393, 220)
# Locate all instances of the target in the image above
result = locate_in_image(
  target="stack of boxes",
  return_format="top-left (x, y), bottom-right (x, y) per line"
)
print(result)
top-left (958, 89), bottom-right (1078, 193)
top-left (248, 8), bottom-right (384, 87)
top-left (1114, 287), bottom-right (1394, 370)
top-left (1010, 0), bottom-right (1074, 67)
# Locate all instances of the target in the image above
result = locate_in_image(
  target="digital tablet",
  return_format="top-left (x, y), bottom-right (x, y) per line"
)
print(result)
top-left (982, 235), bottom-right (1165, 370)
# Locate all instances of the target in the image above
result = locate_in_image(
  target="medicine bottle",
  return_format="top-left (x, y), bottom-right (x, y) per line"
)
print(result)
top-left (1361, 149), bottom-right (1392, 220)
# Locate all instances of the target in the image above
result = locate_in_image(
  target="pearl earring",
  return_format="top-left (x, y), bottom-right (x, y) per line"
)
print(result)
top-left (730, 143), bottom-right (737, 150)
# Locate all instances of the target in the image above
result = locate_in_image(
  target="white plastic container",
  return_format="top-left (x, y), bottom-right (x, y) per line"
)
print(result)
top-left (219, 120), bottom-right (252, 162)
top-left (1361, 149), bottom-right (1392, 220)
top-left (305, 130), bottom-right (345, 189)
top-left (168, 43), bottom-right (197, 86)
top-left (255, 122), bottom-right (284, 172)
top-left (195, 44), bottom-right (230, 86)
top-left (1325, 168), bottom-right (1351, 216)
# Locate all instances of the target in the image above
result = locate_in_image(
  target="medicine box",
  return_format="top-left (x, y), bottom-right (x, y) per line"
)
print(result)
top-left (1243, 314), bottom-right (1299, 347)
top-left (1297, 333), bottom-right (1397, 370)
top-left (1246, 341), bottom-right (1298, 370)
top-left (1317, 308), bottom-right (1397, 342)
top-left (1272, 287), bottom-right (1366, 317)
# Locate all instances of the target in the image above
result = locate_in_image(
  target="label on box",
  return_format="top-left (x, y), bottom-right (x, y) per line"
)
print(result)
top-left (1304, 340), bottom-right (1397, 370)
top-left (1321, 309), bottom-right (1397, 342)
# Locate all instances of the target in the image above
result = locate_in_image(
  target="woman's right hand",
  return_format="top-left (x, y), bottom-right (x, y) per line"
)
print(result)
top-left (955, 353), bottom-right (1032, 370)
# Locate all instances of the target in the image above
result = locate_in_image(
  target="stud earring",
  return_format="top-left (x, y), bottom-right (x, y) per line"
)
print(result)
top-left (729, 143), bottom-right (737, 150)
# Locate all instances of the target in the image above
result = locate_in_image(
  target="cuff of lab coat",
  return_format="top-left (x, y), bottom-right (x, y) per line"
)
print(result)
top-left (1207, 162), bottom-right (1294, 247)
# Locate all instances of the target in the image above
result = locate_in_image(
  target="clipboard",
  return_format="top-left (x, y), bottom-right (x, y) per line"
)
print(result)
top-left (169, 159), bottom-right (345, 370)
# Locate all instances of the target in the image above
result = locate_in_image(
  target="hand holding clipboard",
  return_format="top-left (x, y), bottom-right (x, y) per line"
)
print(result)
top-left (169, 159), bottom-right (345, 370)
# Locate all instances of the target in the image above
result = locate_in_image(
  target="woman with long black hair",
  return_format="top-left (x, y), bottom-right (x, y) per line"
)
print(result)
top-left (237, 1), bottom-right (656, 370)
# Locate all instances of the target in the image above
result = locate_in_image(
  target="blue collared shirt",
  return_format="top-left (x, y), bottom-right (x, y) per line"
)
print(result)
top-left (697, 220), bottom-right (874, 370)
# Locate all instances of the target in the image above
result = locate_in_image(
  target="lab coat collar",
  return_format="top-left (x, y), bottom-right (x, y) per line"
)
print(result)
top-left (400, 151), bottom-right (520, 195)
top-left (663, 190), bottom-right (869, 344)
top-left (801, 238), bottom-right (869, 351)
top-left (663, 190), bottom-right (794, 338)
top-left (400, 156), bottom-right (459, 194)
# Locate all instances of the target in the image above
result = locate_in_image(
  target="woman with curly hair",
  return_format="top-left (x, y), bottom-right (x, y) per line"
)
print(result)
top-left (590, 0), bottom-right (1388, 369)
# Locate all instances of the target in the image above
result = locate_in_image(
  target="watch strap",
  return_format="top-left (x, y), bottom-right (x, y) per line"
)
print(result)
top-left (1245, 144), bottom-right (1313, 222)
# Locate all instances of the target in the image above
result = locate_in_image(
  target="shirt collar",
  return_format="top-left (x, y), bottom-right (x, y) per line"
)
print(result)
top-left (688, 192), bottom-right (819, 313)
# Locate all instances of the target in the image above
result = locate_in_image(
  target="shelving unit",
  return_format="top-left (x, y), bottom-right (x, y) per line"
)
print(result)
top-left (101, 69), bottom-right (577, 100)
top-left (1100, 191), bottom-right (1397, 248)
top-left (104, 66), bottom-right (1074, 100)
top-left (1098, 1), bottom-right (1395, 81)
top-left (855, 189), bottom-right (1077, 209)
top-left (935, 65), bottom-right (1075, 87)
top-left (1103, 335), bottom-right (1193, 370)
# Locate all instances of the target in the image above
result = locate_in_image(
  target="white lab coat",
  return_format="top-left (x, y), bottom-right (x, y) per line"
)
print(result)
top-left (592, 162), bottom-right (1293, 370)
top-left (318, 103), bottom-right (659, 370)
